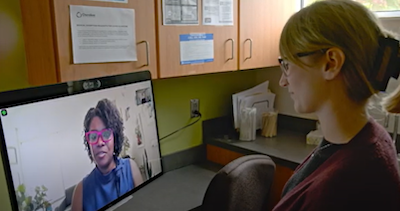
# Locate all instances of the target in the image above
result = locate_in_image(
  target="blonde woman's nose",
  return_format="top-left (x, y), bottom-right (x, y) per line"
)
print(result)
top-left (279, 73), bottom-right (288, 88)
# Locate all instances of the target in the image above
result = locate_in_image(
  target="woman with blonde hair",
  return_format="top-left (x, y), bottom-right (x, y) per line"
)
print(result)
top-left (273, 0), bottom-right (400, 210)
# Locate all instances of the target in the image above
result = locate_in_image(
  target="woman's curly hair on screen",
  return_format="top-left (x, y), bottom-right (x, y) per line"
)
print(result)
top-left (83, 98), bottom-right (125, 162)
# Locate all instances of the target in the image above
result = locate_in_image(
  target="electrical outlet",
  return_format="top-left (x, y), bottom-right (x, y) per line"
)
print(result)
top-left (190, 99), bottom-right (200, 118)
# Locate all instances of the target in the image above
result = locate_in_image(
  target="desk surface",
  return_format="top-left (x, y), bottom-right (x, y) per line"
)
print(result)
top-left (205, 130), bottom-right (316, 169)
top-left (114, 163), bottom-right (221, 211)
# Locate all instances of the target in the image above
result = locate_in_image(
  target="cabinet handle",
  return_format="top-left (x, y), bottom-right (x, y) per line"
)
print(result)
top-left (226, 38), bottom-right (234, 61)
top-left (244, 38), bottom-right (253, 61)
top-left (137, 40), bottom-right (150, 67)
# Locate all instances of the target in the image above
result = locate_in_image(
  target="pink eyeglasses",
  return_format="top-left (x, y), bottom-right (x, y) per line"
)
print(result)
top-left (85, 128), bottom-right (113, 145)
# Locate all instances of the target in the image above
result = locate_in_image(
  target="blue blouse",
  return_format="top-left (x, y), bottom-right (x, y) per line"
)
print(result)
top-left (82, 157), bottom-right (135, 211)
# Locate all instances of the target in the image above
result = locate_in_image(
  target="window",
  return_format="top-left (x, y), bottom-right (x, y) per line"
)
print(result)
top-left (301, 0), bottom-right (400, 18)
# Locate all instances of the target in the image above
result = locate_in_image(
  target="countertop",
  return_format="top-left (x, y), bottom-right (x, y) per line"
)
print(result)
top-left (205, 130), bottom-right (318, 170)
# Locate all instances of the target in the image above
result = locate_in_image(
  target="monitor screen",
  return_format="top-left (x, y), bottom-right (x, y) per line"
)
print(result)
top-left (0, 71), bottom-right (163, 211)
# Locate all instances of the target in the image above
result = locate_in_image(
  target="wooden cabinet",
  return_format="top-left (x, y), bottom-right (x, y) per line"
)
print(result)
top-left (19, 0), bottom-right (297, 85)
top-left (20, 0), bottom-right (158, 86)
top-left (156, 0), bottom-right (239, 78)
top-left (206, 144), bottom-right (244, 165)
top-left (239, 0), bottom-right (297, 70)
top-left (206, 144), bottom-right (294, 211)
top-left (156, 0), bottom-right (297, 78)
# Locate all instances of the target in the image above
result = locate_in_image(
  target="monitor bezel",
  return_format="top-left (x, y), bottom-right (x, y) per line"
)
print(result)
top-left (0, 70), bottom-right (164, 211)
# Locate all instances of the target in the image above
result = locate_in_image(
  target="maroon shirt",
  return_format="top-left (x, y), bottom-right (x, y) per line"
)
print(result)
top-left (273, 118), bottom-right (400, 211)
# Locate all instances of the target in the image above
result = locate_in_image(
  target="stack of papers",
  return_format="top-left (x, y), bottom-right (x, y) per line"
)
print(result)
top-left (232, 80), bottom-right (276, 130)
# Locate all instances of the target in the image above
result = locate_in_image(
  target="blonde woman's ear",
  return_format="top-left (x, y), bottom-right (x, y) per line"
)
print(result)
top-left (322, 47), bottom-right (345, 81)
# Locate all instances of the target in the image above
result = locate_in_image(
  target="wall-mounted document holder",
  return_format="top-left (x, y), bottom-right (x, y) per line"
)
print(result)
top-left (232, 80), bottom-right (276, 133)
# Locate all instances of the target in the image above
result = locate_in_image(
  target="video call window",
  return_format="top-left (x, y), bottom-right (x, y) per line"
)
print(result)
top-left (0, 80), bottom-right (162, 211)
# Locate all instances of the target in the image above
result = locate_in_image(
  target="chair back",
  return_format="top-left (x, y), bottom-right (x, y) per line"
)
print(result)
top-left (202, 154), bottom-right (276, 211)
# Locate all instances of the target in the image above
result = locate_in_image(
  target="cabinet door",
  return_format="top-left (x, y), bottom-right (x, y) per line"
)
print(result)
top-left (239, 0), bottom-right (297, 70)
top-left (52, 0), bottom-right (158, 82)
top-left (157, 0), bottom-right (238, 78)
top-left (20, 0), bottom-right (59, 86)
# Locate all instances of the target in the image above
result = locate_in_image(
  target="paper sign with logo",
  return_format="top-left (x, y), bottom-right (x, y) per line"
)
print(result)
top-left (69, 5), bottom-right (137, 64)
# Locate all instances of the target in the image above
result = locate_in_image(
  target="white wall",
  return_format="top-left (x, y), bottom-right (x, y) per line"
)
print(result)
top-left (380, 18), bottom-right (400, 37)
top-left (1, 81), bottom-right (162, 206)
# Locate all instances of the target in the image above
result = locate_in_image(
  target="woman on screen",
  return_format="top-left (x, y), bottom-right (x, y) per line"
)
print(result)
top-left (71, 98), bottom-right (143, 211)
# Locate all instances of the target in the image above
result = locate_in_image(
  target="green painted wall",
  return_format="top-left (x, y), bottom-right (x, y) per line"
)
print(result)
top-left (0, 1), bottom-right (29, 210)
top-left (154, 71), bottom-right (257, 155)
top-left (0, 0), bottom-right (29, 92)
top-left (0, 2), bottom-right (259, 210)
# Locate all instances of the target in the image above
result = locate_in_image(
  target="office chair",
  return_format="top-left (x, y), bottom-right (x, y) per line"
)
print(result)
top-left (201, 154), bottom-right (276, 211)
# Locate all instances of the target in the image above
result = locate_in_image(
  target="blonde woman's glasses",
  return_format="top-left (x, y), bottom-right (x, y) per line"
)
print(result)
top-left (278, 48), bottom-right (330, 76)
top-left (278, 57), bottom-right (289, 76)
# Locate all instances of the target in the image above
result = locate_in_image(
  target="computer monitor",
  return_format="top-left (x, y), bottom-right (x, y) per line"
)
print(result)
top-left (0, 71), bottom-right (163, 211)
